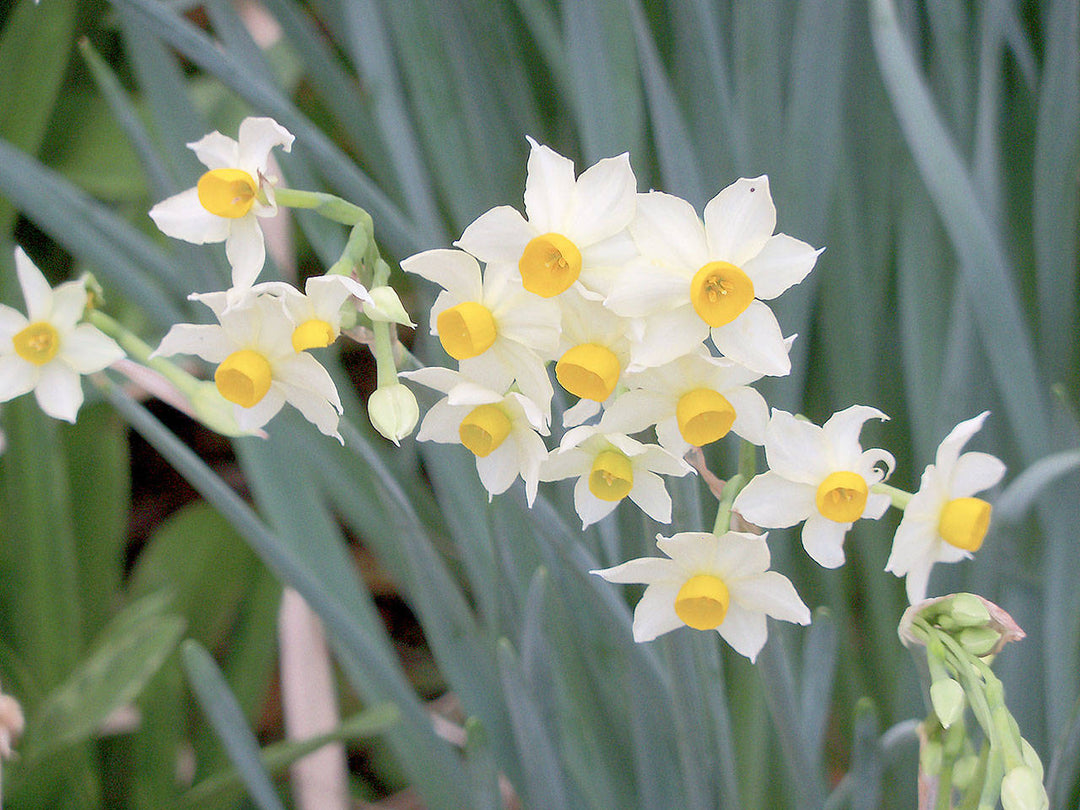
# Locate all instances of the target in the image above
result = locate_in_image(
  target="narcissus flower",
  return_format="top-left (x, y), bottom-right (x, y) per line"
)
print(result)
top-left (402, 366), bottom-right (548, 504)
top-left (149, 117), bottom-right (294, 290)
top-left (606, 179), bottom-right (819, 375)
top-left (0, 248), bottom-right (124, 422)
top-left (403, 249), bottom-right (559, 420)
top-left (592, 531), bottom-right (810, 661)
top-left (540, 425), bottom-right (692, 528)
top-left (251, 275), bottom-right (373, 352)
top-left (456, 137), bottom-right (638, 299)
top-left (885, 412), bottom-right (1005, 604)
top-left (152, 292), bottom-right (343, 441)
top-left (734, 406), bottom-right (894, 568)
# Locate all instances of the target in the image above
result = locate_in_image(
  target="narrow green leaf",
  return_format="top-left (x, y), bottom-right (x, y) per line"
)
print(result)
top-left (799, 608), bottom-right (839, 764)
top-left (25, 594), bottom-right (185, 760)
top-left (462, 717), bottom-right (504, 810)
top-left (850, 699), bottom-right (883, 810)
top-left (180, 640), bottom-right (285, 810)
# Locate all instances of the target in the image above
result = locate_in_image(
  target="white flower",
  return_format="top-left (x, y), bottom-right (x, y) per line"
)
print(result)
top-left (592, 531), bottom-right (811, 661)
top-left (540, 425), bottom-right (693, 528)
top-left (403, 248), bottom-right (559, 421)
top-left (885, 412), bottom-right (1005, 604)
top-left (149, 117), bottom-right (294, 291)
top-left (605, 179), bottom-right (820, 375)
top-left (456, 137), bottom-right (638, 300)
top-left (734, 406), bottom-right (894, 568)
top-left (403, 366), bottom-right (549, 505)
top-left (0, 248), bottom-right (124, 422)
top-left (601, 347), bottom-right (769, 456)
top-left (152, 292), bottom-right (343, 441)
top-left (251, 275), bottom-right (373, 351)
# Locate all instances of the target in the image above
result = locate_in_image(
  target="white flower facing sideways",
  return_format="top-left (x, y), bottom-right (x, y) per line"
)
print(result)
top-left (540, 424), bottom-right (693, 528)
top-left (250, 275), bottom-right (373, 351)
top-left (605, 178), bottom-right (820, 375)
top-left (0, 248), bottom-right (124, 422)
top-left (592, 531), bottom-right (811, 661)
top-left (149, 117), bottom-right (295, 291)
top-left (734, 406), bottom-right (894, 568)
top-left (402, 366), bottom-right (549, 505)
top-left (402, 248), bottom-right (560, 419)
top-left (152, 290), bottom-right (343, 441)
top-left (886, 412), bottom-right (1005, 604)
top-left (456, 137), bottom-right (639, 300)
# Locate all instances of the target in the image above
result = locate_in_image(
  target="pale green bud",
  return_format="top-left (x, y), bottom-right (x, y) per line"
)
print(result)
top-left (952, 754), bottom-right (979, 790)
top-left (1000, 765), bottom-right (1049, 810)
top-left (957, 625), bottom-right (1000, 657)
top-left (1020, 738), bottom-right (1045, 781)
top-left (930, 679), bottom-right (965, 729)
top-left (364, 286), bottom-right (415, 326)
top-left (368, 383), bottom-right (419, 445)
top-left (947, 593), bottom-right (992, 627)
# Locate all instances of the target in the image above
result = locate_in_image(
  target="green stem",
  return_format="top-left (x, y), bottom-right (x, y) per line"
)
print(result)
top-left (274, 187), bottom-right (370, 227)
top-left (87, 310), bottom-right (204, 400)
top-left (712, 439), bottom-right (758, 534)
top-left (871, 481), bottom-right (914, 510)
top-left (371, 321), bottom-right (398, 389)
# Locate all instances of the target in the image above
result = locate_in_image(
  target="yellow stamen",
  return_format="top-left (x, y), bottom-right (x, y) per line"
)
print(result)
top-left (459, 403), bottom-right (512, 457)
top-left (519, 232), bottom-right (582, 297)
top-left (588, 449), bottom-right (633, 502)
top-left (197, 168), bottom-right (258, 218)
top-left (12, 321), bottom-right (60, 366)
top-left (292, 319), bottom-right (336, 352)
top-left (215, 349), bottom-right (272, 408)
top-left (436, 301), bottom-right (498, 360)
top-left (938, 497), bottom-right (991, 552)
top-left (815, 471), bottom-right (869, 523)
top-left (690, 261), bottom-right (755, 327)
top-left (555, 343), bottom-right (620, 401)
top-left (676, 388), bottom-right (737, 446)
top-left (675, 574), bottom-right (731, 630)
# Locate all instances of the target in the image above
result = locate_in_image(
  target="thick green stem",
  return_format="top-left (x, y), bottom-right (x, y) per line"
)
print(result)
top-left (87, 310), bottom-right (203, 400)
top-left (872, 481), bottom-right (914, 510)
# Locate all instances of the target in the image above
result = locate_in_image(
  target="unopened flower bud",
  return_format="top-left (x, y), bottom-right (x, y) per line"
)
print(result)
top-left (1020, 738), bottom-right (1045, 780)
top-left (952, 754), bottom-right (979, 790)
top-left (363, 286), bottom-right (415, 326)
top-left (1001, 765), bottom-right (1049, 810)
top-left (930, 679), bottom-right (965, 729)
top-left (958, 625), bottom-right (1001, 657)
top-left (368, 383), bottom-right (418, 445)
top-left (947, 593), bottom-right (992, 627)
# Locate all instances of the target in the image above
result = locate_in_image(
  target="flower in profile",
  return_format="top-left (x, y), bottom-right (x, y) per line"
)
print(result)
top-left (251, 275), bottom-right (373, 351)
top-left (402, 366), bottom-right (548, 504)
top-left (540, 425), bottom-right (692, 528)
top-left (885, 412), bottom-right (1005, 604)
top-left (149, 117), bottom-right (294, 291)
top-left (152, 292), bottom-right (343, 441)
top-left (456, 137), bottom-right (638, 299)
top-left (734, 406), bottom-right (894, 568)
top-left (592, 531), bottom-right (810, 661)
top-left (0, 248), bottom-right (124, 422)
top-left (605, 179), bottom-right (819, 375)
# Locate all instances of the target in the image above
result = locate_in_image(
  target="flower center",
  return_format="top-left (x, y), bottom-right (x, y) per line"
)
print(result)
top-left (519, 232), bottom-right (582, 297)
top-left (292, 318), bottom-right (336, 352)
top-left (815, 471), bottom-right (869, 523)
top-left (555, 343), bottom-right (620, 401)
top-left (196, 168), bottom-right (258, 218)
top-left (690, 261), bottom-right (755, 327)
top-left (215, 349), bottom-right (272, 408)
top-left (938, 497), bottom-right (991, 552)
top-left (674, 574), bottom-right (731, 630)
top-left (588, 449), bottom-right (634, 502)
top-left (12, 321), bottom-right (60, 366)
top-left (676, 388), bottom-right (737, 446)
top-left (459, 403), bottom-right (512, 457)
top-left (436, 301), bottom-right (498, 360)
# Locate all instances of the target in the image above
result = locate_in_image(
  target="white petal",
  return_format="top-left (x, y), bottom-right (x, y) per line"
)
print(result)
top-left (935, 411), bottom-right (990, 472)
top-left (710, 300), bottom-right (791, 376)
top-left (726, 386), bottom-right (769, 445)
top-left (278, 379), bottom-right (342, 441)
top-left (14, 247), bottom-right (54, 320)
top-left (415, 399), bottom-right (467, 444)
top-left (237, 386), bottom-right (285, 431)
top-left (456, 206), bottom-right (533, 264)
top-left (950, 451), bottom-right (1006, 496)
top-left (631, 582), bottom-right (685, 642)
top-left (822, 404), bottom-right (889, 461)
top-left (801, 515), bottom-right (850, 568)
top-left (626, 306), bottom-right (709, 370)
top-left (730, 571), bottom-right (811, 624)
top-left (734, 472), bottom-right (815, 528)
top-left (188, 130), bottom-right (239, 169)
top-left (656, 531), bottom-right (721, 573)
top-left (49, 280), bottom-right (90, 331)
top-left (630, 191), bottom-right (708, 270)
top-left (591, 555), bottom-right (676, 585)
top-left (628, 470), bottom-right (674, 524)
top-left (573, 476), bottom-right (620, 528)
top-left (884, 513), bottom-right (937, 577)
top-left (567, 152), bottom-right (636, 245)
top-left (236, 116), bottom-right (294, 172)
top-left (863, 492), bottom-right (891, 520)
top-left (149, 189), bottom-right (230, 244)
top-left (523, 138), bottom-right (578, 231)
top-left (604, 259), bottom-right (689, 317)
top-left (401, 249), bottom-right (483, 299)
top-left (58, 324), bottom-right (124, 373)
top-left (707, 532), bottom-right (772, 579)
top-left (742, 234), bottom-right (821, 300)
top-left (153, 323), bottom-right (231, 363)
top-left (716, 603), bottom-right (768, 661)
top-left (0, 354), bottom-right (37, 401)
top-left (562, 397), bottom-right (601, 428)
top-left (225, 215), bottom-right (267, 290)
top-left (762, 410), bottom-right (831, 483)
top-left (0, 305), bottom-right (28, 339)
top-left (703, 176), bottom-right (776, 266)
top-left (275, 353), bottom-right (342, 412)
top-left (34, 362), bottom-right (84, 422)
top-left (476, 445), bottom-right (519, 497)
